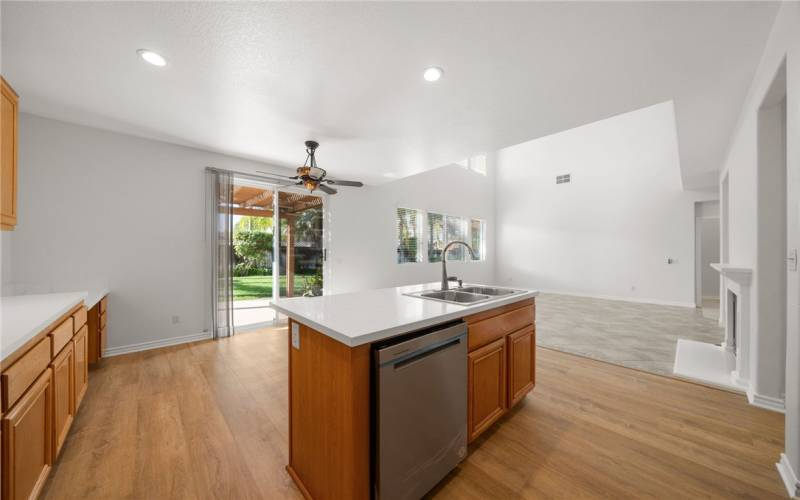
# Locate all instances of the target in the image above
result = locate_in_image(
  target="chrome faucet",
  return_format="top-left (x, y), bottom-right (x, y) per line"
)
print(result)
top-left (441, 241), bottom-right (476, 291)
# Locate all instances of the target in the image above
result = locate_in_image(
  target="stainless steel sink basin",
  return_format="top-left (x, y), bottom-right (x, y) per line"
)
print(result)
top-left (420, 290), bottom-right (491, 303)
top-left (459, 286), bottom-right (518, 296)
top-left (404, 285), bottom-right (526, 305)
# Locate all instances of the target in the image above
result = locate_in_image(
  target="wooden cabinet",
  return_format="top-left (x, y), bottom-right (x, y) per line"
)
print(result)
top-left (73, 326), bottom-right (88, 409)
top-left (87, 296), bottom-right (108, 364)
top-left (1, 76), bottom-right (18, 231)
top-left (1, 369), bottom-right (53, 500)
top-left (467, 337), bottom-right (507, 442)
top-left (50, 342), bottom-right (75, 459)
top-left (465, 298), bottom-right (536, 442)
top-left (1, 302), bottom-right (90, 499)
top-left (507, 326), bottom-right (535, 407)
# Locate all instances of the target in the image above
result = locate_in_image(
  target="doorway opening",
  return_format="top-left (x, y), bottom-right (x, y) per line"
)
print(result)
top-left (695, 201), bottom-right (720, 320)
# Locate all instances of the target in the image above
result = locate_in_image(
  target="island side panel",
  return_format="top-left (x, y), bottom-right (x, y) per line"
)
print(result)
top-left (287, 319), bottom-right (371, 500)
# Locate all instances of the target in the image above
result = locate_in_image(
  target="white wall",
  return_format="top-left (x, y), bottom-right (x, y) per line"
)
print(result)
top-left (719, 1), bottom-right (800, 493)
top-left (494, 101), bottom-right (711, 307)
top-left (326, 164), bottom-right (495, 294)
top-left (4, 113), bottom-right (294, 351)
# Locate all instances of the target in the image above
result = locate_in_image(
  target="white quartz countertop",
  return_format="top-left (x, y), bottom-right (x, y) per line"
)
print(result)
top-left (271, 283), bottom-right (538, 347)
top-left (1, 288), bottom-right (109, 361)
top-left (1, 292), bottom-right (86, 360)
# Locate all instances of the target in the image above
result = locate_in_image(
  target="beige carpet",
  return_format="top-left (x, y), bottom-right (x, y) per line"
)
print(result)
top-left (536, 293), bottom-right (723, 377)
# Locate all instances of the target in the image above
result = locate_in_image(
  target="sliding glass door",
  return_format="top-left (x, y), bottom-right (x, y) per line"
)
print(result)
top-left (230, 179), bottom-right (277, 329)
top-left (277, 190), bottom-right (325, 298)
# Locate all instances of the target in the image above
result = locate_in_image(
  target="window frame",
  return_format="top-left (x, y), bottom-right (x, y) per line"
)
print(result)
top-left (397, 207), bottom-right (487, 264)
top-left (395, 206), bottom-right (424, 264)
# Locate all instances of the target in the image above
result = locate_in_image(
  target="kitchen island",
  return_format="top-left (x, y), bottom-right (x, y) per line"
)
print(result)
top-left (271, 283), bottom-right (538, 500)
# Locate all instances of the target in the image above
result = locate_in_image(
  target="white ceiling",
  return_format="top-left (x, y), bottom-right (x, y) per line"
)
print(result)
top-left (1, 2), bottom-right (778, 188)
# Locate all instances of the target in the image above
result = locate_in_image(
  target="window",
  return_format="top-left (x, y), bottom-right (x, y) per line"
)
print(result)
top-left (470, 218), bottom-right (486, 261)
top-left (445, 215), bottom-right (467, 261)
top-left (399, 209), bottom-right (486, 264)
top-left (468, 155), bottom-right (487, 176)
top-left (396, 207), bottom-right (422, 263)
top-left (427, 212), bottom-right (446, 263)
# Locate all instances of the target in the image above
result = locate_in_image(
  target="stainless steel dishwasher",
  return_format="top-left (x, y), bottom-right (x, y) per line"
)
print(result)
top-left (374, 321), bottom-right (468, 500)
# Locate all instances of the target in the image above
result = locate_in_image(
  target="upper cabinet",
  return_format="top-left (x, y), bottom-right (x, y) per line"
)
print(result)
top-left (1, 76), bottom-right (19, 231)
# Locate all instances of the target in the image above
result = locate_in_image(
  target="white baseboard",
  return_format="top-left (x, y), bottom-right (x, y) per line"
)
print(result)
top-left (538, 289), bottom-right (696, 308)
top-left (776, 453), bottom-right (800, 498)
top-left (748, 391), bottom-right (786, 413)
top-left (103, 331), bottom-right (213, 357)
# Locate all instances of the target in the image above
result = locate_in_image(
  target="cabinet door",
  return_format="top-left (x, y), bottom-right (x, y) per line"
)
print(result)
top-left (51, 342), bottom-right (75, 459)
top-left (74, 326), bottom-right (89, 409)
top-left (507, 326), bottom-right (535, 407)
top-left (468, 337), bottom-right (507, 442)
top-left (1, 77), bottom-right (18, 230)
top-left (1, 369), bottom-right (53, 500)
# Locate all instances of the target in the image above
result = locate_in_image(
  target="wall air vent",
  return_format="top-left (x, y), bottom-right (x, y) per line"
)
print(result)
top-left (556, 174), bottom-right (571, 184)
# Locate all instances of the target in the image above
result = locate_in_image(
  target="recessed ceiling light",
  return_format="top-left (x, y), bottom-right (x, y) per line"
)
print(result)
top-left (423, 66), bottom-right (443, 82)
top-left (137, 49), bottom-right (167, 67)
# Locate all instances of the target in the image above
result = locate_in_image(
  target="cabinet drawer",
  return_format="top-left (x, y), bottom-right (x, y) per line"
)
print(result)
top-left (468, 304), bottom-right (534, 351)
top-left (100, 311), bottom-right (107, 330)
top-left (99, 296), bottom-right (107, 313)
top-left (49, 317), bottom-right (74, 357)
top-left (73, 306), bottom-right (87, 332)
top-left (1, 336), bottom-right (51, 411)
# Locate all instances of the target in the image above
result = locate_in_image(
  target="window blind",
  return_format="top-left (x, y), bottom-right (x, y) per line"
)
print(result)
top-left (445, 215), bottom-right (467, 261)
top-left (470, 218), bottom-right (486, 261)
top-left (427, 212), bottom-right (446, 262)
top-left (396, 207), bottom-right (422, 263)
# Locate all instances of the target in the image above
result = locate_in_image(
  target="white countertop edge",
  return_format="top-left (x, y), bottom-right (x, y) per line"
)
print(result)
top-left (271, 289), bottom-right (538, 347)
top-left (1, 293), bottom-right (87, 360)
top-left (84, 288), bottom-right (110, 309)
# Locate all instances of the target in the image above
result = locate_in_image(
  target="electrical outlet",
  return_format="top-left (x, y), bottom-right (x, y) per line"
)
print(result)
top-left (291, 323), bottom-right (300, 350)
top-left (171, 315), bottom-right (180, 325)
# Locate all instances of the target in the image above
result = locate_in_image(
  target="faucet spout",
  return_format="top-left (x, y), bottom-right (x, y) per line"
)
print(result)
top-left (441, 241), bottom-right (476, 291)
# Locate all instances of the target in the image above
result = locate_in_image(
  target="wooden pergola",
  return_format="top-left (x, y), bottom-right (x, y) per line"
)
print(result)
top-left (232, 186), bottom-right (323, 297)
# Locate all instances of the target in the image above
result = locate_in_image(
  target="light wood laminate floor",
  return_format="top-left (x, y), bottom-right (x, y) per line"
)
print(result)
top-left (537, 293), bottom-right (724, 376)
top-left (42, 326), bottom-right (785, 499)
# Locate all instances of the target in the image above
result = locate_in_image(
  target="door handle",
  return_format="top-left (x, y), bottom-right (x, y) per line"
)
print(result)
top-left (788, 249), bottom-right (797, 271)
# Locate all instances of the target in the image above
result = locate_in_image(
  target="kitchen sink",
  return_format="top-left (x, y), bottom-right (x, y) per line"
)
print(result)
top-left (459, 286), bottom-right (518, 296)
top-left (405, 285), bottom-right (525, 305)
top-left (420, 290), bottom-right (491, 303)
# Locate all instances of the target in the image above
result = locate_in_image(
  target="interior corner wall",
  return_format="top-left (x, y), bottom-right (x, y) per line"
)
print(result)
top-left (494, 101), bottom-right (710, 307)
top-left (326, 164), bottom-right (495, 294)
top-left (718, 0), bottom-right (800, 489)
top-left (5, 113), bottom-right (294, 351)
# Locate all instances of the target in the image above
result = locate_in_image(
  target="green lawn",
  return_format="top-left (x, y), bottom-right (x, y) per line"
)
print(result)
top-left (233, 274), bottom-right (313, 301)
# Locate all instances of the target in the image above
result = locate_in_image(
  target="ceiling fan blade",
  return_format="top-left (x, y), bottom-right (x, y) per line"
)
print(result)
top-left (317, 184), bottom-right (337, 195)
top-left (326, 179), bottom-right (364, 187)
top-left (256, 171), bottom-right (298, 180)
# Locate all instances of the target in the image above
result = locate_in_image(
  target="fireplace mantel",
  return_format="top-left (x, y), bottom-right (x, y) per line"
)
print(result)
top-left (709, 262), bottom-right (752, 391)
top-left (710, 263), bottom-right (753, 285)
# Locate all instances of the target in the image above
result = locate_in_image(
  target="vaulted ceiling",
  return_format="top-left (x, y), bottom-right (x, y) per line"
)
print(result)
top-left (1, 2), bottom-right (778, 188)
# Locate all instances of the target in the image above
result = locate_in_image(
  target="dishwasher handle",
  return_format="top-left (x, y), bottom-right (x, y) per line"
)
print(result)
top-left (392, 335), bottom-right (464, 370)
top-left (377, 321), bottom-right (468, 366)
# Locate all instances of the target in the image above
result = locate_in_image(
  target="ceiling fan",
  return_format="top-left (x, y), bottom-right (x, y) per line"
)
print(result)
top-left (256, 140), bottom-right (364, 195)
